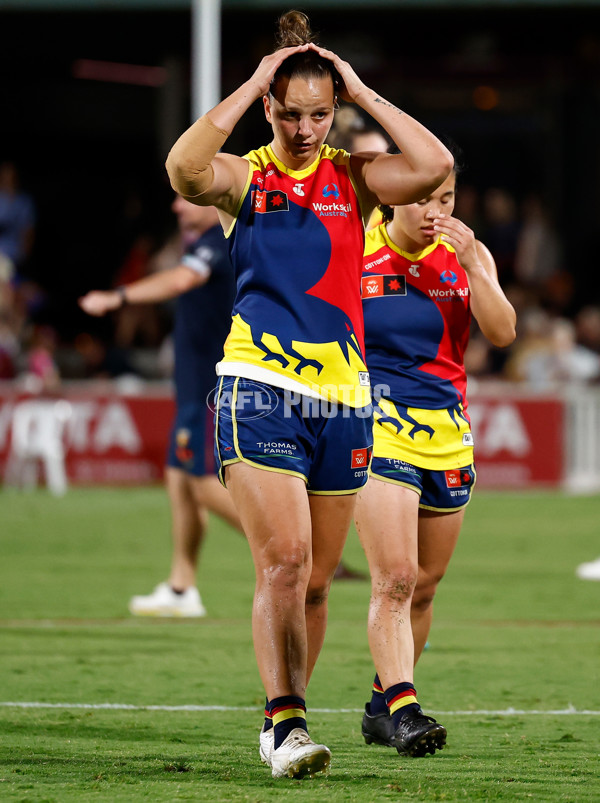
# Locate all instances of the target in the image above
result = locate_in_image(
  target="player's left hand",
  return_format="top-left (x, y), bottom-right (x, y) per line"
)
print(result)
top-left (433, 214), bottom-right (479, 273)
top-left (305, 43), bottom-right (366, 104)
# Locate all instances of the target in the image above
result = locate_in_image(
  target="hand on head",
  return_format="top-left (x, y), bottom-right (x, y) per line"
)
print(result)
top-left (252, 44), bottom-right (311, 97)
top-left (303, 43), bottom-right (365, 104)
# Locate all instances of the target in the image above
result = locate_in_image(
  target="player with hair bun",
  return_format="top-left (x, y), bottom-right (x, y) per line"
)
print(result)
top-left (166, 9), bottom-right (453, 778)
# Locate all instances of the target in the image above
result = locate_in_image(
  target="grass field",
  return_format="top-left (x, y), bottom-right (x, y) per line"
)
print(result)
top-left (1, 487), bottom-right (599, 801)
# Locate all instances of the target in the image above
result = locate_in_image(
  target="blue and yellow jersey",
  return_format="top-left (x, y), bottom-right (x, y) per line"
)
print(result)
top-left (216, 144), bottom-right (370, 408)
top-left (362, 224), bottom-right (473, 469)
top-left (363, 224), bottom-right (471, 409)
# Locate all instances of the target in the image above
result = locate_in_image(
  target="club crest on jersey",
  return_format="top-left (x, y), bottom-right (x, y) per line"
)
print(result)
top-left (252, 189), bottom-right (289, 213)
top-left (361, 275), bottom-right (407, 299)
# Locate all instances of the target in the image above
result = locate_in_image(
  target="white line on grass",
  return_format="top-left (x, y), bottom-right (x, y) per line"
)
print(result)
top-left (1, 702), bottom-right (598, 715)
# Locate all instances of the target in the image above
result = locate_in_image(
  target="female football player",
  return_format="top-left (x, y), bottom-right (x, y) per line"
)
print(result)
top-left (166, 9), bottom-right (453, 778)
top-left (357, 156), bottom-right (516, 757)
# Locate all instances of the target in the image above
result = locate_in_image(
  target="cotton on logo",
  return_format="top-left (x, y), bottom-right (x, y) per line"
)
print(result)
top-left (468, 402), bottom-right (531, 457)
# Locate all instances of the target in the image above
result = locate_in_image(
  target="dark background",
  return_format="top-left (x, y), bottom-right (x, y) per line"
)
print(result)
top-left (1, 4), bottom-right (599, 341)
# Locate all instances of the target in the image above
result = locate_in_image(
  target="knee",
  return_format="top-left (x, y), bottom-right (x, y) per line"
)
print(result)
top-left (412, 572), bottom-right (444, 613)
top-left (372, 563), bottom-right (418, 605)
top-left (259, 542), bottom-right (311, 588)
top-left (305, 575), bottom-right (331, 608)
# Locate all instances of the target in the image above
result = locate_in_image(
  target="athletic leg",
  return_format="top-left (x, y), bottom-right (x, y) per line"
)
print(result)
top-left (355, 478), bottom-right (420, 689)
top-left (306, 492), bottom-right (357, 683)
top-left (356, 477), bottom-right (447, 756)
top-left (225, 462), bottom-right (313, 701)
top-left (165, 466), bottom-right (206, 591)
top-left (189, 473), bottom-right (242, 532)
top-left (412, 508), bottom-right (464, 663)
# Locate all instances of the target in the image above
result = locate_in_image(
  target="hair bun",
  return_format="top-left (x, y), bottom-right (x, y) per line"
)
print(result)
top-left (275, 10), bottom-right (316, 49)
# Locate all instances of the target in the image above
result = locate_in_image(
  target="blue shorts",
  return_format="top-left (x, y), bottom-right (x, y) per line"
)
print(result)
top-left (214, 376), bottom-right (373, 495)
top-left (370, 456), bottom-right (476, 512)
top-left (166, 401), bottom-right (216, 477)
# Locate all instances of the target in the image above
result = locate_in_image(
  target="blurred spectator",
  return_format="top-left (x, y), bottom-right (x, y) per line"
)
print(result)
top-left (110, 232), bottom-right (163, 349)
top-left (505, 312), bottom-right (600, 389)
top-left (22, 324), bottom-right (61, 393)
top-left (539, 269), bottom-right (576, 318)
top-left (0, 257), bottom-right (21, 378)
top-left (514, 193), bottom-right (561, 289)
top-left (0, 310), bottom-right (19, 379)
top-left (464, 330), bottom-right (496, 378)
top-left (71, 331), bottom-right (135, 379)
top-left (482, 187), bottom-right (520, 283)
top-left (0, 160), bottom-right (35, 282)
top-left (575, 305), bottom-right (600, 354)
top-left (453, 184), bottom-right (485, 239)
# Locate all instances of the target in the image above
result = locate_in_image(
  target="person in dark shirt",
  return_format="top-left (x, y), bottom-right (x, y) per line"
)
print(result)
top-left (80, 197), bottom-right (240, 616)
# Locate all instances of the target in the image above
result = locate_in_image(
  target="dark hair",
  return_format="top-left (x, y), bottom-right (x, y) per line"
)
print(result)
top-left (271, 10), bottom-right (337, 94)
top-left (378, 136), bottom-right (464, 224)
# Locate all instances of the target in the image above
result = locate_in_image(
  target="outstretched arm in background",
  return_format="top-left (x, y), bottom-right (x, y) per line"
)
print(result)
top-left (78, 264), bottom-right (206, 317)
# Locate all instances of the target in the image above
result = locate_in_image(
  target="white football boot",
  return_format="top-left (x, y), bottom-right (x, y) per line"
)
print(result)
top-left (259, 724), bottom-right (274, 766)
top-left (128, 582), bottom-right (207, 617)
top-left (270, 728), bottom-right (331, 779)
top-left (576, 557), bottom-right (600, 581)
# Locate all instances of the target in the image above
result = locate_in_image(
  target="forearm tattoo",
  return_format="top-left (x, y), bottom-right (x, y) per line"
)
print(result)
top-left (374, 97), bottom-right (404, 116)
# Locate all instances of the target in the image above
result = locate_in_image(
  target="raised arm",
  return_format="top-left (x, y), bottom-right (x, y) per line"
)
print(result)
top-left (433, 214), bottom-right (517, 348)
top-left (165, 44), bottom-right (311, 215)
top-left (310, 45), bottom-right (454, 208)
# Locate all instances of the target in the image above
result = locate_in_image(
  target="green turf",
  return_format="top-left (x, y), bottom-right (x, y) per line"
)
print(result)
top-left (1, 488), bottom-right (599, 801)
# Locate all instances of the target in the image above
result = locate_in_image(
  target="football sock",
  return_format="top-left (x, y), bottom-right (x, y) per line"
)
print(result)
top-left (369, 674), bottom-right (388, 715)
top-left (262, 697), bottom-right (273, 732)
top-left (384, 682), bottom-right (421, 729)
top-left (271, 695), bottom-right (307, 749)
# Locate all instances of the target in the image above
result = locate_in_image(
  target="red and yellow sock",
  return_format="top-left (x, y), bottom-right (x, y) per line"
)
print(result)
top-left (369, 674), bottom-right (388, 716)
top-left (270, 695), bottom-right (307, 750)
top-left (384, 682), bottom-right (420, 729)
top-left (262, 697), bottom-right (272, 732)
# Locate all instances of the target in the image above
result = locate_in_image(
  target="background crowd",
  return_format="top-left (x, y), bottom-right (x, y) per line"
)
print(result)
top-left (2, 3), bottom-right (600, 396)
top-left (2, 141), bottom-right (599, 396)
